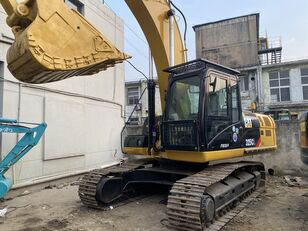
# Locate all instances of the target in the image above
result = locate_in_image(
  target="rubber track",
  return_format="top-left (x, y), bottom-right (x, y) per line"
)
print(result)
top-left (78, 159), bottom-right (151, 209)
top-left (167, 162), bottom-right (263, 231)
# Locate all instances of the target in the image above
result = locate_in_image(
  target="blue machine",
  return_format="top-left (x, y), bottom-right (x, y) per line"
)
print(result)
top-left (0, 118), bottom-right (47, 198)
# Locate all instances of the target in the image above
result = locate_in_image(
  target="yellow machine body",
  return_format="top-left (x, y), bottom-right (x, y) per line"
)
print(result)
top-left (123, 112), bottom-right (277, 163)
top-left (300, 112), bottom-right (308, 165)
top-left (300, 119), bottom-right (308, 148)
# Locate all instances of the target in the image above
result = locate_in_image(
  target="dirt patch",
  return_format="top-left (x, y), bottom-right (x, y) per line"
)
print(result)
top-left (47, 219), bottom-right (69, 229)
top-left (24, 217), bottom-right (43, 224)
top-left (17, 219), bottom-right (69, 231)
top-left (223, 176), bottom-right (308, 231)
top-left (1, 175), bottom-right (307, 231)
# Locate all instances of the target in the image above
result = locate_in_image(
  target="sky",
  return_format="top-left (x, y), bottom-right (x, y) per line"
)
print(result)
top-left (103, 0), bottom-right (308, 81)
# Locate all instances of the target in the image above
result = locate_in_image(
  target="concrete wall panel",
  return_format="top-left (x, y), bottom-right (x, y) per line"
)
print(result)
top-left (0, 1), bottom-right (125, 187)
top-left (43, 156), bottom-right (85, 176)
top-left (195, 14), bottom-right (259, 68)
top-left (44, 98), bottom-right (86, 160)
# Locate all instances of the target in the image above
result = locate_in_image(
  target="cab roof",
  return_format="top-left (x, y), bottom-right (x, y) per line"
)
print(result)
top-left (164, 58), bottom-right (240, 76)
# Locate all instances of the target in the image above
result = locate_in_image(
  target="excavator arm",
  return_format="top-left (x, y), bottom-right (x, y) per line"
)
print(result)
top-left (0, 0), bottom-right (185, 110)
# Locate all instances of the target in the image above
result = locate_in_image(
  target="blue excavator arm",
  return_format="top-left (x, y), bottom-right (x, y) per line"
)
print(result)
top-left (0, 117), bottom-right (47, 198)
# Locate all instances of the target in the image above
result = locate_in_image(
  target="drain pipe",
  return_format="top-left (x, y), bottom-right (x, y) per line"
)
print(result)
top-left (167, 9), bottom-right (175, 66)
top-left (13, 82), bottom-right (22, 185)
top-left (149, 47), bottom-right (153, 80)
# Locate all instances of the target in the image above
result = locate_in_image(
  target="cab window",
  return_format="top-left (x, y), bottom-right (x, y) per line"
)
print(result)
top-left (208, 76), bottom-right (228, 117)
top-left (167, 75), bottom-right (200, 121)
top-left (231, 80), bottom-right (240, 123)
top-left (207, 75), bottom-right (229, 141)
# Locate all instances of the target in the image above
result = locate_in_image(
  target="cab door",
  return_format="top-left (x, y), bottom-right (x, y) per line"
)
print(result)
top-left (205, 71), bottom-right (242, 150)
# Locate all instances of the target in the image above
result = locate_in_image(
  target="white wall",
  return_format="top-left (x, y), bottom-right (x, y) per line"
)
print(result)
top-left (0, 0), bottom-right (125, 186)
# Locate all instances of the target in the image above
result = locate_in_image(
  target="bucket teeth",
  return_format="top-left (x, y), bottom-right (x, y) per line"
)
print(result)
top-left (5, 0), bottom-right (130, 84)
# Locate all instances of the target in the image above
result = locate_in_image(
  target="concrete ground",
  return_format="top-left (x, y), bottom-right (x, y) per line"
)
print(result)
top-left (0, 175), bottom-right (307, 231)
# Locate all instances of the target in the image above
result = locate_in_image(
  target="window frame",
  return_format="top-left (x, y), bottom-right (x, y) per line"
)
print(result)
top-left (207, 74), bottom-right (229, 118)
top-left (301, 67), bottom-right (308, 100)
top-left (269, 70), bottom-right (291, 102)
top-left (65, 0), bottom-right (85, 15)
top-left (231, 79), bottom-right (241, 123)
top-left (165, 74), bottom-right (202, 121)
top-left (127, 87), bottom-right (140, 106)
top-left (239, 75), bottom-right (249, 92)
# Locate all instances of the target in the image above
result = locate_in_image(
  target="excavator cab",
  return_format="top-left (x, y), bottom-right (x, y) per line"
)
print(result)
top-left (124, 59), bottom-right (264, 157)
top-left (161, 59), bottom-right (247, 152)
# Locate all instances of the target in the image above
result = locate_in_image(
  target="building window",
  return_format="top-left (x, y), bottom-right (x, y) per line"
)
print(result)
top-left (127, 117), bottom-right (139, 125)
top-left (301, 68), bottom-right (308, 100)
top-left (269, 70), bottom-right (290, 102)
top-left (127, 87), bottom-right (139, 105)
top-left (240, 75), bottom-right (249, 91)
top-left (65, 0), bottom-right (84, 15)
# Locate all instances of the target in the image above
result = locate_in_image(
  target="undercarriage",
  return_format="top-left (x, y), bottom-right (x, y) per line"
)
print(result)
top-left (78, 159), bottom-right (265, 230)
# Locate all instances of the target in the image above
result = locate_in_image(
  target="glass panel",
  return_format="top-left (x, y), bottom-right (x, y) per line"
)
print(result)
top-left (231, 80), bottom-right (240, 123)
top-left (301, 77), bottom-right (308, 84)
top-left (280, 70), bottom-right (289, 78)
top-left (278, 112), bottom-right (290, 121)
top-left (207, 75), bottom-right (231, 142)
top-left (127, 87), bottom-right (139, 105)
top-left (167, 75), bottom-right (200, 121)
top-left (240, 75), bottom-right (249, 91)
top-left (269, 72), bottom-right (278, 80)
top-left (270, 80), bottom-right (279, 87)
top-left (280, 88), bottom-right (290, 101)
top-left (301, 68), bottom-right (308, 76)
top-left (303, 86), bottom-right (308, 100)
top-left (280, 79), bottom-right (290, 86)
top-left (270, 89), bottom-right (280, 102)
top-left (208, 76), bottom-right (228, 117)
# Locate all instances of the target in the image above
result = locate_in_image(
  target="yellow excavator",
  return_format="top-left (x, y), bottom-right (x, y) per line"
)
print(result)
top-left (0, 0), bottom-right (277, 230)
top-left (300, 112), bottom-right (308, 165)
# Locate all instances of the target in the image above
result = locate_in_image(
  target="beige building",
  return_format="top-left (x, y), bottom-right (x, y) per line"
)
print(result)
top-left (194, 14), bottom-right (287, 113)
top-left (0, 0), bottom-right (125, 188)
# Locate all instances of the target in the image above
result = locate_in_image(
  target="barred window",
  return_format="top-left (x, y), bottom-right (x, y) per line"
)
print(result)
top-left (127, 87), bottom-right (139, 105)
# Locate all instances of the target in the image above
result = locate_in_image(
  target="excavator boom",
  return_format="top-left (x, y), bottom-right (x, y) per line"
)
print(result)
top-left (125, 0), bottom-right (185, 110)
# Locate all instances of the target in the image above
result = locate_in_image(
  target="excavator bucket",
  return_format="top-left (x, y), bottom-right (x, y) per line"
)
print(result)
top-left (1, 0), bottom-right (129, 83)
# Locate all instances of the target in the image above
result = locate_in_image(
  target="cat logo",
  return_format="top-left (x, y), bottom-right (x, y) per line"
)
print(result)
top-left (244, 117), bottom-right (253, 128)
